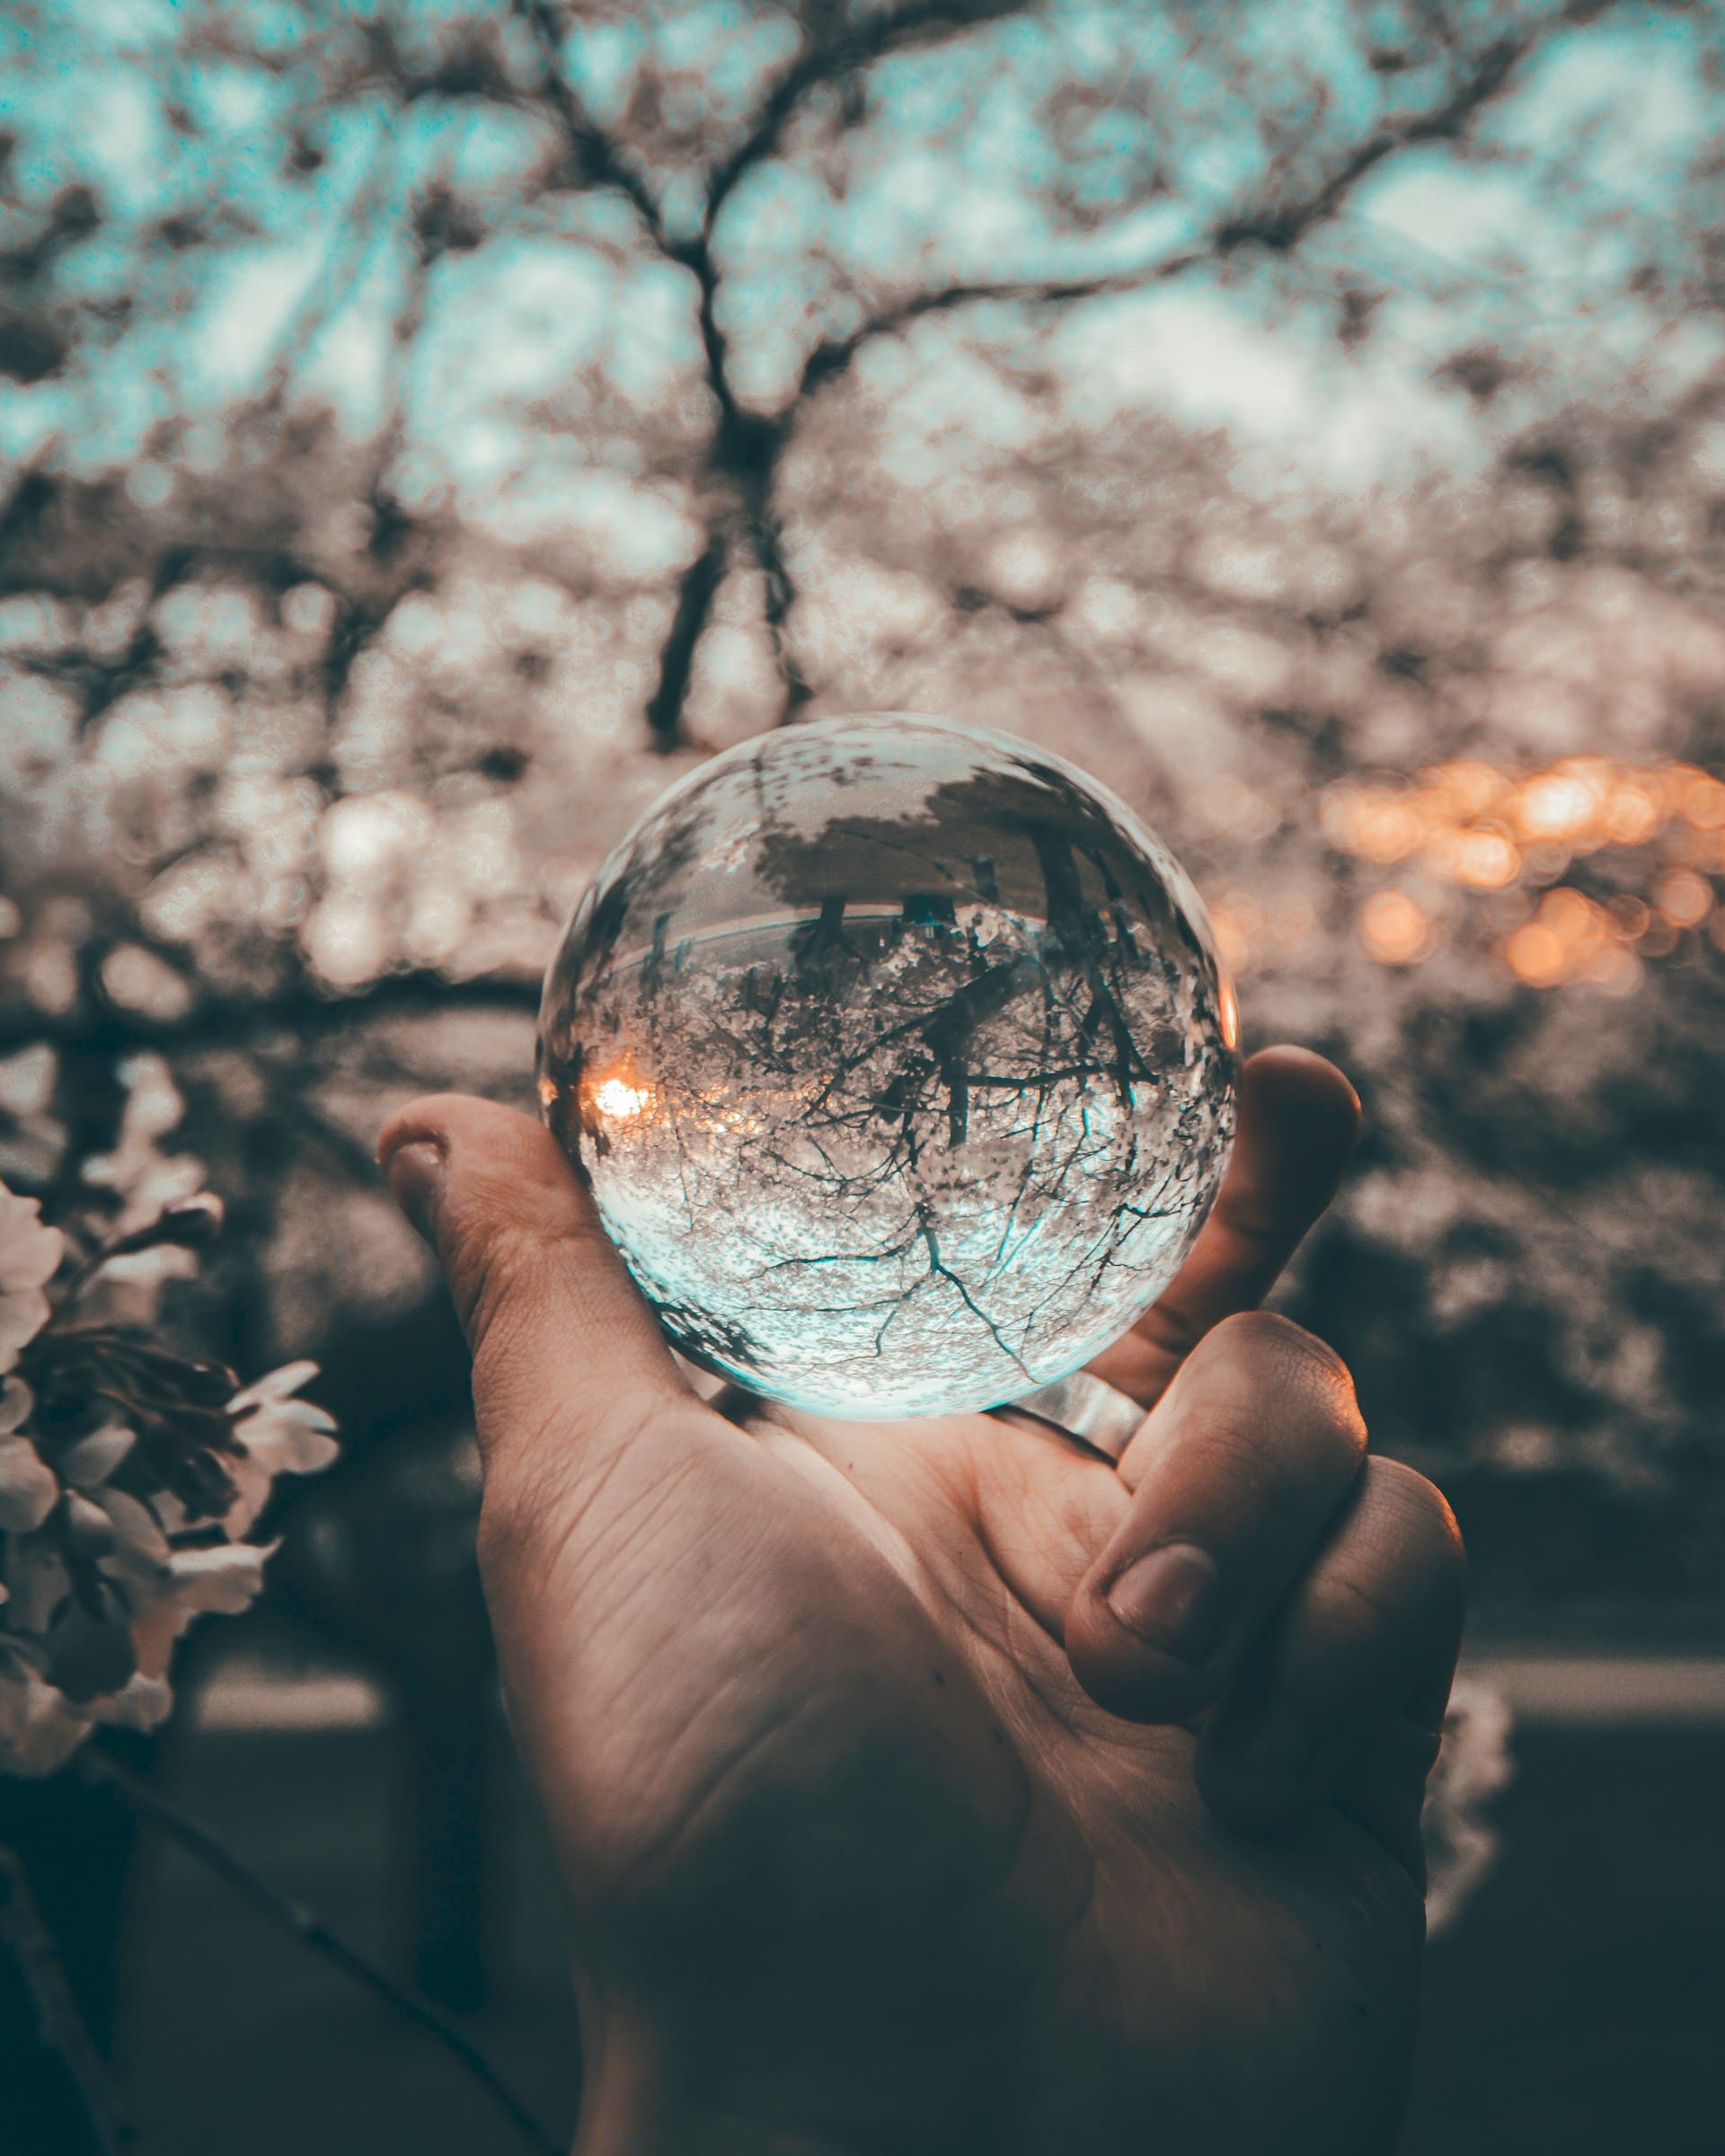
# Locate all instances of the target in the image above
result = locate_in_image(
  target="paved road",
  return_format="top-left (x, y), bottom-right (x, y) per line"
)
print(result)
top-left (96, 1687), bottom-right (1725, 2156)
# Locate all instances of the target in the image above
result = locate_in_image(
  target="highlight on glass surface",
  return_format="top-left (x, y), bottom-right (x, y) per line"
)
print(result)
top-left (537, 713), bottom-right (1237, 1419)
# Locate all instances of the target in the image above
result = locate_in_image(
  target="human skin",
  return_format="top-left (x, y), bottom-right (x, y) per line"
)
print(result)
top-left (379, 1047), bottom-right (1464, 2156)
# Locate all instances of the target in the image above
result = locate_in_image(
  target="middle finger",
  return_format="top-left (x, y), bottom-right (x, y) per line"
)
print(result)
top-left (1064, 1311), bottom-right (1367, 1727)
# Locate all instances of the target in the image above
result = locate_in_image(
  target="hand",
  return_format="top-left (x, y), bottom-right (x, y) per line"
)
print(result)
top-left (380, 1047), bottom-right (1463, 2156)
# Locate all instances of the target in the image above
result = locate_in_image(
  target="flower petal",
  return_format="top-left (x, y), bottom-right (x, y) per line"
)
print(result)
top-left (0, 1376), bottom-right (33, 1435)
top-left (92, 1673), bottom-right (175, 1733)
top-left (0, 1186), bottom-right (65, 1293)
top-left (234, 1405), bottom-right (340, 1476)
top-left (164, 1542), bottom-right (275, 1615)
top-left (2, 1534), bottom-right (70, 1634)
top-left (0, 1666), bottom-right (91, 1777)
top-left (227, 1359), bottom-right (321, 1414)
top-left (128, 1540), bottom-right (279, 1679)
top-left (93, 1485), bottom-right (171, 1566)
top-left (58, 1423), bottom-right (137, 1489)
top-left (0, 1287), bottom-right (51, 1373)
top-left (223, 1454), bottom-right (274, 1540)
top-left (0, 1436), bottom-right (58, 1533)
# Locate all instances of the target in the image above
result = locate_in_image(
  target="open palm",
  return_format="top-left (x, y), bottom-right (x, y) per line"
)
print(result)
top-left (382, 1049), bottom-right (1463, 2156)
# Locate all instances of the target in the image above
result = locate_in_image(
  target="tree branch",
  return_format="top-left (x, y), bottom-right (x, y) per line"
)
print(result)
top-left (793, 257), bottom-right (1207, 402)
top-left (77, 1751), bottom-right (562, 2156)
top-left (645, 530), bottom-right (729, 747)
top-left (523, 5), bottom-right (1039, 746)
top-left (0, 1842), bottom-right (134, 2155)
top-left (510, 0), bottom-right (668, 247)
top-left (753, 511), bottom-right (813, 721)
top-left (1208, 30), bottom-right (1531, 253)
top-left (791, 24), bottom-right (1554, 407)
top-left (702, 1), bottom-right (1033, 233)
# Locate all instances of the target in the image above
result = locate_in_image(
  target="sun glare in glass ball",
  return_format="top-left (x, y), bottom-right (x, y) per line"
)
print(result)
top-left (537, 713), bottom-right (1238, 1419)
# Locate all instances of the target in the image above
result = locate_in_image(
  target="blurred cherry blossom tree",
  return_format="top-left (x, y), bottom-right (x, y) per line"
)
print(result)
top-left (2, 0), bottom-right (1723, 1607)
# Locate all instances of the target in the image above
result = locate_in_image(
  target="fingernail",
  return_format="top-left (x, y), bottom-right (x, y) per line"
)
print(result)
top-left (382, 1137), bottom-right (446, 1243)
top-left (1105, 1542), bottom-right (1222, 1661)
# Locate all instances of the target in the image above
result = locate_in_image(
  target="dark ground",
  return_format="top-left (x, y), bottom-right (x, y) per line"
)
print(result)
top-left (83, 1703), bottom-right (1725, 2156)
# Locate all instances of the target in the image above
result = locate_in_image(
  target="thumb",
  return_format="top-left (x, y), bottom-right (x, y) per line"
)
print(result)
top-left (377, 1091), bottom-right (696, 1526)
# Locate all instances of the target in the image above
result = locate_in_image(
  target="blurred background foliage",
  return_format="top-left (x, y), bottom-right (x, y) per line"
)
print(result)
top-left (3, 0), bottom-right (1725, 1638)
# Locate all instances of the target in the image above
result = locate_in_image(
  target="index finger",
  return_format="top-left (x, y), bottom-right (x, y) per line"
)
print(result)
top-left (1086, 1047), bottom-right (1360, 1410)
top-left (377, 1093), bottom-right (695, 1488)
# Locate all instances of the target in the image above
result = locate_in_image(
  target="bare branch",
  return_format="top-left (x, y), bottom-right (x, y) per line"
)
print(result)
top-left (511, 8), bottom-right (1039, 747)
top-left (793, 258), bottom-right (1201, 402)
top-left (703, 1), bottom-right (1034, 231)
top-left (509, 0), bottom-right (668, 247)
top-left (754, 511), bottom-right (813, 720)
top-left (1208, 30), bottom-right (1530, 252)
top-left (645, 530), bottom-right (729, 747)
top-left (791, 25), bottom-right (1553, 408)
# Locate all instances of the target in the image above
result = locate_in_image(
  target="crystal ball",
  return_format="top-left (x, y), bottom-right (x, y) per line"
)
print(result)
top-left (537, 713), bottom-right (1237, 1419)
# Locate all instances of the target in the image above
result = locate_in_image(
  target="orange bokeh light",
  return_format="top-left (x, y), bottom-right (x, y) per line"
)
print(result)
top-left (1684, 775), bottom-right (1725, 830)
top-left (1500, 885), bottom-right (1650, 993)
top-left (1359, 889), bottom-right (1431, 965)
top-left (1317, 755), bottom-right (1720, 987)
top-left (1505, 922), bottom-right (1566, 986)
top-left (1324, 756), bottom-right (1721, 879)
top-left (1654, 869), bottom-right (1713, 928)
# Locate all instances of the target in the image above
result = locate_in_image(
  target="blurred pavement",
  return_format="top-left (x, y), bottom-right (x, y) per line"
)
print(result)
top-left (104, 1652), bottom-right (1725, 2156)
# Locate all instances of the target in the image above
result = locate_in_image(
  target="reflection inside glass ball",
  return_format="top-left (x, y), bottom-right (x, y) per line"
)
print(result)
top-left (537, 712), bottom-right (1237, 1419)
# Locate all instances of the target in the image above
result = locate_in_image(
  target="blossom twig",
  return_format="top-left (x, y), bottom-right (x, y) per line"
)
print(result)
top-left (77, 1750), bottom-right (562, 2156)
top-left (0, 1841), bottom-right (136, 2154)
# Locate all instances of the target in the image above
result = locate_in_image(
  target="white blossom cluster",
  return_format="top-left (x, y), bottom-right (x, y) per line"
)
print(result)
top-left (0, 1176), bottom-right (339, 1777)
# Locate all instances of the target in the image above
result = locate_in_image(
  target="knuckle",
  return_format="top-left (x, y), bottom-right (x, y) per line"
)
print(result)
top-left (1197, 1312), bottom-right (1366, 1480)
top-left (1208, 1309), bottom-right (1354, 1394)
top-left (1362, 1456), bottom-right (1466, 1578)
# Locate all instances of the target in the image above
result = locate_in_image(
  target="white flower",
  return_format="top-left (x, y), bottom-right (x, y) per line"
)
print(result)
top-left (0, 1540), bottom-right (280, 1776)
top-left (0, 1651), bottom-right (88, 1778)
top-left (226, 1360), bottom-right (340, 1533)
top-left (128, 1542), bottom-right (277, 1685)
top-left (92, 1672), bottom-right (174, 1734)
top-left (1, 1265), bottom-right (340, 1773)
top-left (57, 1422), bottom-right (136, 1489)
top-left (0, 1647), bottom-right (175, 1774)
top-left (0, 1437), bottom-right (58, 1533)
top-left (0, 1380), bottom-right (58, 1533)
top-left (0, 1182), bottom-right (63, 1373)
top-left (92, 1486), bottom-right (172, 1570)
top-left (227, 1360), bottom-right (340, 1468)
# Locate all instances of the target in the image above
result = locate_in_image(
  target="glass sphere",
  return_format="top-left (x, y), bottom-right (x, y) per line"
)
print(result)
top-left (537, 713), bottom-right (1237, 1419)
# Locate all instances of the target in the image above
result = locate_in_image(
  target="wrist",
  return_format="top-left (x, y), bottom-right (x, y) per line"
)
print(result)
top-left (570, 1983), bottom-right (1122, 2156)
top-left (571, 1990), bottom-right (1019, 2156)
